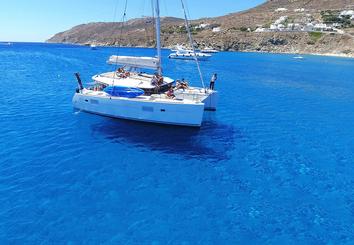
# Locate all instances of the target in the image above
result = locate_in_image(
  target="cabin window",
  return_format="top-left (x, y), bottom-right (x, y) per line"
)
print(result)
top-left (90, 99), bottom-right (99, 105)
top-left (142, 106), bottom-right (154, 112)
top-left (160, 109), bottom-right (166, 112)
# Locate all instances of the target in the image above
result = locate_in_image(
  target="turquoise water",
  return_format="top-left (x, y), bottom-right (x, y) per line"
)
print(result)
top-left (1, 43), bottom-right (354, 244)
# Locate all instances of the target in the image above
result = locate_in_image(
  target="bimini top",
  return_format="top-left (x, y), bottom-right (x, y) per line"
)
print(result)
top-left (107, 55), bottom-right (159, 70)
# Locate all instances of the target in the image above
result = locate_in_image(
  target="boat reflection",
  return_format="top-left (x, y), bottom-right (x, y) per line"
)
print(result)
top-left (90, 117), bottom-right (240, 162)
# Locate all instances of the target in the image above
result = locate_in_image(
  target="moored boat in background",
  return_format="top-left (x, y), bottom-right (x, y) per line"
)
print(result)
top-left (168, 45), bottom-right (212, 60)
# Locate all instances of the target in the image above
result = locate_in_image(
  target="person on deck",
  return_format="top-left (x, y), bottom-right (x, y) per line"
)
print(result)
top-left (176, 78), bottom-right (189, 90)
top-left (117, 67), bottom-right (124, 73)
top-left (209, 73), bottom-right (217, 90)
top-left (166, 86), bottom-right (175, 99)
top-left (157, 74), bottom-right (164, 86)
top-left (151, 74), bottom-right (159, 86)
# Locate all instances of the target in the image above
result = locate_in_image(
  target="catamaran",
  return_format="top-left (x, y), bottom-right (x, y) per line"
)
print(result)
top-left (73, 0), bottom-right (218, 126)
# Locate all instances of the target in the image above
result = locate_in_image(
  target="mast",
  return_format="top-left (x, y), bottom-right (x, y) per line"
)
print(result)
top-left (155, 0), bottom-right (162, 75)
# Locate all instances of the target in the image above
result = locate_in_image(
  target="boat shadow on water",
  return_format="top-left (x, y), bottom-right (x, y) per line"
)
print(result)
top-left (89, 116), bottom-right (240, 162)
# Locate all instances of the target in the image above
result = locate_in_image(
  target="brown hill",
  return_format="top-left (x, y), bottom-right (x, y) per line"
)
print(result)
top-left (49, 17), bottom-right (184, 46)
top-left (47, 0), bottom-right (354, 57)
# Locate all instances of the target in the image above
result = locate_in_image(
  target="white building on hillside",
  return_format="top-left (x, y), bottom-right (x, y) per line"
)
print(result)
top-left (294, 8), bottom-right (305, 12)
top-left (340, 10), bottom-right (354, 18)
top-left (314, 23), bottom-right (332, 32)
top-left (275, 16), bottom-right (288, 25)
top-left (302, 23), bottom-right (314, 31)
top-left (255, 27), bottom-right (266, 32)
top-left (275, 8), bottom-right (288, 12)
top-left (198, 23), bottom-right (209, 29)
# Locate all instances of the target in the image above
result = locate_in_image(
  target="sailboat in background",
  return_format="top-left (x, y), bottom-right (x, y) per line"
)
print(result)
top-left (72, 0), bottom-right (218, 126)
top-left (90, 44), bottom-right (98, 50)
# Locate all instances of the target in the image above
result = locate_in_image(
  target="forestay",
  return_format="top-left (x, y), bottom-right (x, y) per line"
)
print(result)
top-left (107, 55), bottom-right (159, 70)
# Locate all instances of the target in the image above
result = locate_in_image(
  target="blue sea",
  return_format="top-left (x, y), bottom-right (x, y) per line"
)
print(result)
top-left (1, 42), bottom-right (354, 244)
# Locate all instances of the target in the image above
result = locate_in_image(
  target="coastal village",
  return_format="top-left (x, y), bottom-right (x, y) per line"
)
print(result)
top-left (254, 8), bottom-right (354, 33)
top-left (192, 8), bottom-right (354, 35)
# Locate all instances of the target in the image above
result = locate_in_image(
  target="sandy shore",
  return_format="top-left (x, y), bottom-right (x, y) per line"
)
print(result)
top-left (309, 52), bottom-right (354, 58)
top-left (49, 41), bottom-right (354, 59)
top-left (242, 50), bottom-right (354, 59)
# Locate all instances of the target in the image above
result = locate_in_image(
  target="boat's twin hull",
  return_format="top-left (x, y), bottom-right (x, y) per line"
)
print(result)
top-left (174, 89), bottom-right (218, 111)
top-left (73, 93), bottom-right (205, 127)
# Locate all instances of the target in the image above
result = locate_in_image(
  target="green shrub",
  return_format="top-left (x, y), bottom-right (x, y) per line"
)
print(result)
top-left (176, 26), bottom-right (187, 34)
top-left (309, 32), bottom-right (323, 42)
top-left (240, 27), bottom-right (248, 32)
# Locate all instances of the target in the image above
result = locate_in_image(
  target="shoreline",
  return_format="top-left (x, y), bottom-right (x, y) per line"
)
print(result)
top-left (45, 41), bottom-right (354, 59)
top-left (243, 50), bottom-right (354, 59)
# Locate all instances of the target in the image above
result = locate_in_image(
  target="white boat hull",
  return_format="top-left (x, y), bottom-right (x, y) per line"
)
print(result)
top-left (200, 47), bottom-right (219, 53)
top-left (168, 53), bottom-right (211, 61)
top-left (202, 91), bottom-right (218, 111)
top-left (174, 88), bottom-right (218, 111)
top-left (73, 92), bottom-right (205, 127)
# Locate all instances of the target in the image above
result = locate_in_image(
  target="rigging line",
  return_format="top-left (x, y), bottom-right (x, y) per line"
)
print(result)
top-left (142, 0), bottom-right (148, 46)
top-left (150, 0), bottom-right (160, 74)
top-left (160, 0), bottom-right (169, 53)
top-left (110, 0), bottom-right (120, 47)
top-left (111, 0), bottom-right (128, 84)
top-left (118, 0), bottom-right (129, 49)
top-left (151, 0), bottom-right (156, 49)
top-left (154, 0), bottom-right (162, 75)
top-left (142, 0), bottom-right (154, 49)
top-left (184, 0), bottom-right (192, 24)
top-left (180, 0), bottom-right (206, 90)
top-left (109, 0), bottom-right (121, 84)
top-left (142, 0), bottom-right (145, 16)
top-left (111, 0), bottom-right (120, 26)
top-left (114, 0), bottom-right (129, 70)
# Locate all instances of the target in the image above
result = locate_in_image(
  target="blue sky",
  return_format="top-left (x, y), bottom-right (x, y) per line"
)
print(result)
top-left (0, 0), bottom-right (265, 42)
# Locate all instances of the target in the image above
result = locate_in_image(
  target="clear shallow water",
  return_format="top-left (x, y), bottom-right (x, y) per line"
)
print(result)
top-left (0, 42), bottom-right (354, 244)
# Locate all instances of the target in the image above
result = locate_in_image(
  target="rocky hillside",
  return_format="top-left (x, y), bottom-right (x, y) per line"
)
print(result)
top-left (48, 17), bottom-right (184, 47)
top-left (47, 0), bottom-right (354, 57)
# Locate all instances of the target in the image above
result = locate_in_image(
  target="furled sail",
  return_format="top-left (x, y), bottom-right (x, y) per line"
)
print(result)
top-left (107, 55), bottom-right (159, 70)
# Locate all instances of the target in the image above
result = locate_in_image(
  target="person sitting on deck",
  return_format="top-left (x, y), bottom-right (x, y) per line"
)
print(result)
top-left (123, 71), bottom-right (130, 78)
top-left (166, 86), bottom-right (175, 99)
top-left (116, 67), bottom-right (125, 76)
top-left (151, 73), bottom-right (159, 86)
top-left (116, 67), bottom-right (130, 78)
top-left (157, 74), bottom-right (164, 85)
top-left (117, 67), bottom-right (124, 73)
top-left (119, 71), bottom-right (130, 79)
top-left (176, 78), bottom-right (189, 90)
